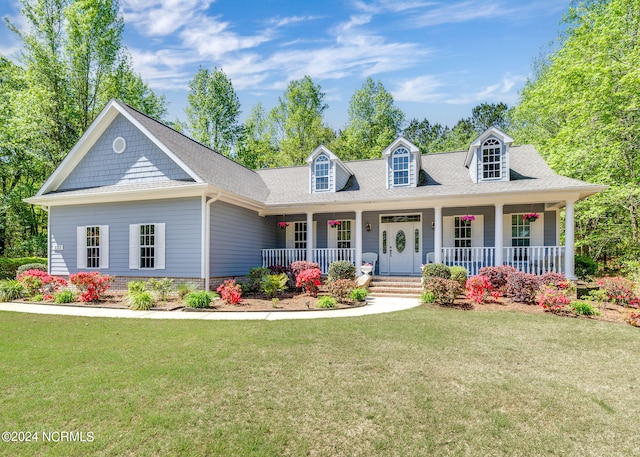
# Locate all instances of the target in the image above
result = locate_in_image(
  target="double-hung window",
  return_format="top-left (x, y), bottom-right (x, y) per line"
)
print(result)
top-left (77, 225), bottom-right (109, 269)
top-left (482, 138), bottom-right (501, 180)
top-left (130, 223), bottom-right (165, 270)
top-left (392, 147), bottom-right (410, 186)
top-left (314, 155), bottom-right (330, 191)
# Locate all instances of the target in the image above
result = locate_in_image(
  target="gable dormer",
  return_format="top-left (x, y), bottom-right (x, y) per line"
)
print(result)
top-left (306, 146), bottom-right (352, 194)
top-left (382, 137), bottom-right (421, 189)
top-left (465, 127), bottom-right (514, 183)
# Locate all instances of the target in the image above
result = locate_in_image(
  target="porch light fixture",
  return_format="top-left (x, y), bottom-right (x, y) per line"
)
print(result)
top-left (431, 221), bottom-right (435, 230)
top-left (365, 223), bottom-right (372, 232)
top-left (522, 213), bottom-right (540, 222)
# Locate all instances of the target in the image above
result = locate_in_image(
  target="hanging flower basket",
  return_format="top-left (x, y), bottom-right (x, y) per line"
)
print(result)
top-left (278, 222), bottom-right (290, 229)
top-left (328, 220), bottom-right (341, 227)
top-left (522, 213), bottom-right (540, 222)
top-left (460, 215), bottom-right (475, 222)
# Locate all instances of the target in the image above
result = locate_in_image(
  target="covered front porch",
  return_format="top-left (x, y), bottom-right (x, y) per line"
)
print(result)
top-left (260, 198), bottom-right (578, 278)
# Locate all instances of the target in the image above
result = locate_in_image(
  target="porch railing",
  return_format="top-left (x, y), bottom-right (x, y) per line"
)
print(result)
top-left (261, 248), bottom-right (356, 274)
top-left (442, 247), bottom-right (496, 276)
top-left (441, 246), bottom-right (565, 275)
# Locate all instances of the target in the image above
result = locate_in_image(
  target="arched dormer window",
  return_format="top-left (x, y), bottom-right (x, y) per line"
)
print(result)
top-left (314, 154), bottom-right (330, 191)
top-left (482, 138), bottom-right (501, 179)
top-left (392, 147), bottom-right (410, 186)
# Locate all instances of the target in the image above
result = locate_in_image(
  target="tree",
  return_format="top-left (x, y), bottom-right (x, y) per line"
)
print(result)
top-left (236, 103), bottom-right (279, 169)
top-left (186, 67), bottom-right (241, 156)
top-left (337, 77), bottom-right (405, 160)
top-left (470, 102), bottom-right (511, 133)
top-left (269, 76), bottom-right (334, 166)
top-left (402, 118), bottom-right (448, 154)
top-left (511, 0), bottom-right (640, 262)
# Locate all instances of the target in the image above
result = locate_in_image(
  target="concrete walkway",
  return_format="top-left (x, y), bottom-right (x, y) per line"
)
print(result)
top-left (0, 296), bottom-right (420, 321)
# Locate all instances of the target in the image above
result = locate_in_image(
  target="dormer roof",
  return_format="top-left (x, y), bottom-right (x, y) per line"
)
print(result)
top-left (465, 127), bottom-right (514, 167)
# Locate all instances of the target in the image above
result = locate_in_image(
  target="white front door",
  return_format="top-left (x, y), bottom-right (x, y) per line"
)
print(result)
top-left (379, 216), bottom-right (422, 275)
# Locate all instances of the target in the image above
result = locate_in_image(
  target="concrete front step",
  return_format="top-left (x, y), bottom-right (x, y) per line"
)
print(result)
top-left (368, 276), bottom-right (423, 297)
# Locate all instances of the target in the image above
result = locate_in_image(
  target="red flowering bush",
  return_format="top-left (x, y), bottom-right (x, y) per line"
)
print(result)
top-left (424, 277), bottom-right (462, 305)
top-left (596, 277), bottom-right (638, 307)
top-left (465, 275), bottom-right (500, 304)
top-left (538, 284), bottom-right (572, 313)
top-left (290, 261), bottom-right (320, 285)
top-left (17, 270), bottom-right (67, 297)
top-left (478, 266), bottom-right (518, 292)
top-left (296, 268), bottom-right (321, 297)
top-left (69, 272), bottom-right (113, 302)
top-left (628, 312), bottom-right (640, 327)
top-left (505, 271), bottom-right (540, 304)
top-left (216, 279), bottom-right (243, 304)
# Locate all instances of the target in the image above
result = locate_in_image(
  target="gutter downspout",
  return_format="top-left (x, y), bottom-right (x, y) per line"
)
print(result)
top-left (202, 192), bottom-right (221, 291)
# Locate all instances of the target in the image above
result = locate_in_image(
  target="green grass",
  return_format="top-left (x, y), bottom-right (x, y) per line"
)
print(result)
top-left (1, 307), bottom-right (639, 456)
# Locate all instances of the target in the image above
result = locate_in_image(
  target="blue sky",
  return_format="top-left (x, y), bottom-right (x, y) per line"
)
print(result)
top-left (0, 0), bottom-right (569, 129)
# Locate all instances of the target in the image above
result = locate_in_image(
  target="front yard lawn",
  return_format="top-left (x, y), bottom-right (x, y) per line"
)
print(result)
top-left (1, 306), bottom-right (638, 456)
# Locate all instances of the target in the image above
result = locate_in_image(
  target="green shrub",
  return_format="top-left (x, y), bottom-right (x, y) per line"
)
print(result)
top-left (184, 290), bottom-right (218, 308)
top-left (0, 279), bottom-right (24, 301)
top-left (176, 282), bottom-right (198, 299)
top-left (575, 255), bottom-right (598, 279)
top-left (350, 288), bottom-right (369, 301)
top-left (32, 294), bottom-right (44, 302)
top-left (317, 296), bottom-right (338, 309)
top-left (127, 280), bottom-right (147, 294)
top-left (261, 273), bottom-right (288, 298)
top-left (326, 279), bottom-right (357, 302)
top-left (54, 289), bottom-right (77, 304)
top-left (449, 266), bottom-right (468, 289)
top-left (423, 277), bottom-right (461, 305)
top-left (15, 263), bottom-right (47, 276)
top-left (569, 300), bottom-right (600, 316)
top-left (248, 267), bottom-right (270, 292)
top-left (147, 277), bottom-right (174, 302)
top-left (327, 260), bottom-right (356, 282)
top-left (421, 291), bottom-right (436, 304)
top-left (0, 257), bottom-right (48, 280)
top-left (422, 263), bottom-right (451, 281)
top-left (126, 291), bottom-right (154, 310)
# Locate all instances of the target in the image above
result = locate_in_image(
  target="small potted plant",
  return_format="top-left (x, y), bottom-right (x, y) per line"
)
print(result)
top-left (328, 220), bottom-right (341, 227)
top-left (522, 213), bottom-right (539, 222)
top-left (361, 262), bottom-right (373, 276)
top-left (278, 221), bottom-right (290, 229)
top-left (460, 215), bottom-right (475, 222)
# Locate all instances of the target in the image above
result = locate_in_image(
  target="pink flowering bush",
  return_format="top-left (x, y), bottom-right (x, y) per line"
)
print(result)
top-left (69, 272), bottom-right (113, 302)
top-left (17, 270), bottom-right (67, 298)
top-left (465, 275), bottom-right (500, 304)
top-left (216, 279), bottom-right (243, 304)
top-left (628, 312), bottom-right (640, 327)
top-left (296, 268), bottom-right (321, 297)
top-left (596, 277), bottom-right (638, 307)
top-left (538, 284), bottom-right (572, 313)
top-left (290, 261), bottom-right (320, 285)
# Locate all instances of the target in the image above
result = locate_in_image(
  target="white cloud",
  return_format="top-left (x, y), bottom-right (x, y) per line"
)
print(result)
top-left (122, 0), bottom-right (215, 36)
top-left (447, 73), bottom-right (526, 104)
top-left (392, 75), bottom-right (445, 102)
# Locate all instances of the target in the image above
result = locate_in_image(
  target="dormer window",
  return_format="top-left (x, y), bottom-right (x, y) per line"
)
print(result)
top-left (314, 154), bottom-right (330, 191)
top-left (392, 147), bottom-right (410, 186)
top-left (482, 138), bottom-right (501, 179)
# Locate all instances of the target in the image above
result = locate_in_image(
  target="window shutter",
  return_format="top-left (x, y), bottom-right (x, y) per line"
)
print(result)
top-left (531, 213), bottom-right (544, 246)
top-left (77, 226), bottom-right (87, 269)
top-left (156, 223), bottom-right (166, 270)
top-left (285, 224), bottom-right (294, 249)
top-left (471, 215), bottom-right (484, 247)
top-left (328, 222), bottom-right (337, 249)
top-left (100, 225), bottom-right (110, 269)
top-left (129, 224), bottom-right (139, 270)
top-left (503, 214), bottom-right (512, 247)
top-left (442, 216), bottom-right (454, 247)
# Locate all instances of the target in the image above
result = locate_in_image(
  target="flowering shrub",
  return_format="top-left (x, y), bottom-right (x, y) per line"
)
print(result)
top-left (423, 277), bottom-right (462, 305)
top-left (296, 268), bottom-right (321, 297)
top-left (478, 266), bottom-right (518, 292)
top-left (69, 272), bottom-right (113, 302)
top-left (466, 275), bottom-right (500, 304)
top-left (290, 261), bottom-right (320, 285)
top-left (216, 279), bottom-right (243, 304)
top-left (538, 284), bottom-right (572, 313)
top-left (628, 312), bottom-right (640, 327)
top-left (17, 270), bottom-right (67, 297)
top-left (326, 279), bottom-right (356, 302)
top-left (539, 272), bottom-right (568, 288)
top-left (596, 277), bottom-right (638, 307)
top-left (505, 271), bottom-right (539, 304)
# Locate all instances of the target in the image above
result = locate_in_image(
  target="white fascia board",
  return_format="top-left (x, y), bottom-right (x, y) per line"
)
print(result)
top-left (382, 137), bottom-right (420, 157)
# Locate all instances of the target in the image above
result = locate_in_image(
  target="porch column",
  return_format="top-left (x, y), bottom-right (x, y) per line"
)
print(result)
top-left (564, 199), bottom-right (576, 280)
top-left (494, 203), bottom-right (504, 266)
top-left (355, 210), bottom-right (363, 276)
top-left (306, 212), bottom-right (314, 263)
top-left (434, 206), bottom-right (443, 264)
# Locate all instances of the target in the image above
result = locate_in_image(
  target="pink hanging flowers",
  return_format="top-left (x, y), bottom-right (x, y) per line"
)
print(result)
top-left (460, 215), bottom-right (475, 222)
top-left (328, 220), bottom-right (341, 227)
top-left (522, 213), bottom-right (539, 222)
top-left (278, 221), bottom-right (290, 229)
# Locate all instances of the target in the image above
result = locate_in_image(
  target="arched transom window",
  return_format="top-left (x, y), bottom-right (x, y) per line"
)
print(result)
top-left (314, 154), bottom-right (330, 191)
top-left (392, 147), bottom-right (410, 186)
top-left (482, 138), bottom-right (501, 179)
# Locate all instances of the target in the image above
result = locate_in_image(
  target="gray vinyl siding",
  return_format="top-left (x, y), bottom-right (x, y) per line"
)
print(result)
top-left (335, 163), bottom-right (351, 190)
top-left (210, 201), bottom-right (276, 276)
top-left (59, 114), bottom-right (192, 191)
top-left (49, 197), bottom-right (201, 277)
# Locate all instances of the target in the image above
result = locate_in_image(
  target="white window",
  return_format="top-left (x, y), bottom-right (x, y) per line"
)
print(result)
top-left (314, 154), bottom-right (330, 191)
top-left (294, 222), bottom-right (307, 249)
top-left (129, 223), bottom-right (165, 270)
top-left (77, 225), bottom-right (109, 269)
top-left (482, 138), bottom-right (501, 179)
top-left (511, 215), bottom-right (531, 247)
top-left (454, 217), bottom-right (472, 248)
top-left (328, 220), bottom-right (354, 249)
top-left (392, 147), bottom-right (410, 186)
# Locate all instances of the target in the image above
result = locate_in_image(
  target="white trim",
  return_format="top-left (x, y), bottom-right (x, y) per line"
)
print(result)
top-left (129, 223), bottom-right (166, 271)
top-left (77, 226), bottom-right (87, 269)
top-left (100, 225), bottom-right (110, 269)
